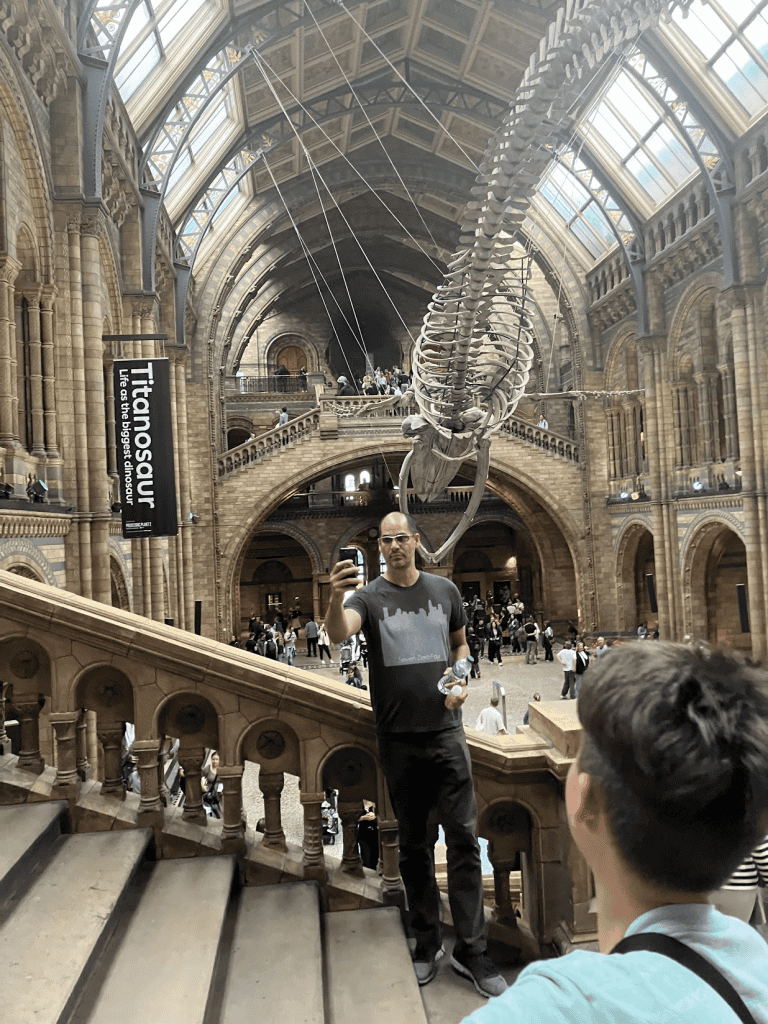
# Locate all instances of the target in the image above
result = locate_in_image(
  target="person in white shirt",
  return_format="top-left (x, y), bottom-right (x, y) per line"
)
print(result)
top-left (558, 639), bottom-right (577, 698)
top-left (475, 695), bottom-right (508, 735)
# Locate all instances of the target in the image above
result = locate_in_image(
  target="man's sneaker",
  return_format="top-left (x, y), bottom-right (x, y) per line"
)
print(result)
top-left (412, 943), bottom-right (445, 986)
top-left (450, 948), bottom-right (507, 998)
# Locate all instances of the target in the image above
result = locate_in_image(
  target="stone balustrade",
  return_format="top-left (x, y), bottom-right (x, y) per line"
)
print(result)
top-left (0, 570), bottom-right (593, 950)
top-left (217, 397), bottom-right (580, 479)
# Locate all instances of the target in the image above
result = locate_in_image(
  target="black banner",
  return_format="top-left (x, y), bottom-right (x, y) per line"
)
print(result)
top-left (114, 358), bottom-right (178, 538)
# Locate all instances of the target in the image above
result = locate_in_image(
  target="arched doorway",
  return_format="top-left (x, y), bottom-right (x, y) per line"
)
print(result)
top-left (240, 531), bottom-right (315, 631)
top-left (688, 525), bottom-right (749, 650)
top-left (616, 524), bottom-right (656, 632)
top-left (452, 520), bottom-right (533, 610)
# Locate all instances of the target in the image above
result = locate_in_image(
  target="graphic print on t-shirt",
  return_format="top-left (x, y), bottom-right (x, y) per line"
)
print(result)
top-left (379, 598), bottom-right (449, 666)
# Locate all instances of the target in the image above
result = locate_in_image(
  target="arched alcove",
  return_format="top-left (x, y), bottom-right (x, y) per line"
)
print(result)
top-left (686, 523), bottom-right (749, 650)
top-left (240, 532), bottom-right (315, 630)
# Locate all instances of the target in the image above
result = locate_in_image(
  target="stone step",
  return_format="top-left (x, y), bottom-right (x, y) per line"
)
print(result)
top-left (325, 906), bottom-right (428, 1024)
top-left (0, 800), bottom-right (68, 920)
top-left (81, 856), bottom-right (236, 1024)
top-left (1, 828), bottom-right (152, 1024)
top-left (218, 880), bottom-right (324, 1024)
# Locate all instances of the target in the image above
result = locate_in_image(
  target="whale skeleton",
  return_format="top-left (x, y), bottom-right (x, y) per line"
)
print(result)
top-left (392, 0), bottom-right (692, 564)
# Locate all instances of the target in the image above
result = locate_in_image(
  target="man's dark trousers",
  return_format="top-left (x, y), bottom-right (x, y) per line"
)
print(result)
top-left (376, 727), bottom-right (486, 957)
top-left (307, 637), bottom-right (317, 657)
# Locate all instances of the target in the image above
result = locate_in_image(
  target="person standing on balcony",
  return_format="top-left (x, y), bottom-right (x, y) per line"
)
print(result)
top-left (325, 511), bottom-right (507, 1000)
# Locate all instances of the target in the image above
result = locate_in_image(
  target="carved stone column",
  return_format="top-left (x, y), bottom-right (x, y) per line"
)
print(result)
top-left (339, 800), bottom-right (364, 876)
top-left (378, 817), bottom-right (405, 904)
top-left (300, 790), bottom-right (326, 880)
top-left (24, 286), bottom-right (45, 456)
top-left (258, 771), bottom-right (287, 850)
top-left (622, 401), bottom-right (638, 478)
top-left (0, 681), bottom-right (11, 755)
top-left (0, 255), bottom-right (21, 446)
top-left (40, 286), bottom-right (59, 456)
top-left (672, 384), bottom-right (684, 469)
top-left (605, 407), bottom-right (618, 480)
top-left (133, 738), bottom-right (164, 827)
top-left (76, 709), bottom-right (90, 781)
top-left (695, 371), bottom-right (717, 465)
top-left (487, 839), bottom-right (520, 928)
top-left (718, 362), bottom-right (739, 462)
top-left (219, 765), bottom-right (246, 856)
top-left (179, 747), bottom-right (207, 825)
top-left (50, 711), bottom-right (80, 798)
top-left (97, 728), bottom-right (125, 798)
top-left (14, 696), bottom-right (45, 774)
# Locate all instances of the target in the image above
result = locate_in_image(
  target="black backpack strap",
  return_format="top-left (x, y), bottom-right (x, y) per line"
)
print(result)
top-left (612, 933), bottom-right (757, 1024)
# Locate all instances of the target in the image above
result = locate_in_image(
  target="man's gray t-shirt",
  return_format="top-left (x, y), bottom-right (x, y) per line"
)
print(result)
top-left (345, 572), bottom-right (467, 734)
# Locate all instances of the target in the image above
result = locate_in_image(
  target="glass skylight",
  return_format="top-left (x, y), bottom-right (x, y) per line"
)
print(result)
top-left (672, 0), bottom-right (768, 117)
top-left (538, 161), bottom-right (619, 257)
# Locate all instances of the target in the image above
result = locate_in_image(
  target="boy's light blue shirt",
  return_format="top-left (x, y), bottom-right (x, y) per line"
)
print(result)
top-left (462, 904), bottom-right (768, 1024)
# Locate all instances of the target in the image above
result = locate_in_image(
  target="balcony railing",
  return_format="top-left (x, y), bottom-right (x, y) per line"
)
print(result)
top-left (226, 375), bottom-right (310, 395)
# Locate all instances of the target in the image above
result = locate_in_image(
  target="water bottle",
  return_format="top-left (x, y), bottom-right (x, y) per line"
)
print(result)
top-left (437, 656), bottom-right (474, 696)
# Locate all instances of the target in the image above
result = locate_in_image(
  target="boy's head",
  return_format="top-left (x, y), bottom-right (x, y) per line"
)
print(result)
top-left (573, 642), bottom-right (768, 892)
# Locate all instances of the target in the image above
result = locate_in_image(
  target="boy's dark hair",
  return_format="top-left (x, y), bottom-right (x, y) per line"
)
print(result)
top-left (577, 642), bottom-right (768, 892)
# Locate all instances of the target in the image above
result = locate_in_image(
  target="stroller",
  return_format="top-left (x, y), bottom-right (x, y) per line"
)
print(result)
top-left (339, 639), bottom-right (355, 674)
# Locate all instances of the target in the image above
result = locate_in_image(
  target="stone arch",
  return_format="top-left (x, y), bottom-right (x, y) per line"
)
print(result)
top-left (0, 53), bottom-right (54, 282)
top-left (74, 664), bottom-right (135, 727)
top-left (317, 741), bottom-right (379, 803)
top-left (264, 333), bottom-right (314, 374)
top-left (0, 543), bottom-right (58, 586)
top-left (238, 717), bottom-right (301, 775)
top-left (109, 553), bottom-right (131, 611)
top-left (681, 515), bottom-right (748, 646)
top-left (0, 634), bottom-right (52, 699)
top-left (231, 521), bottom-right (323, 633)
top-left (614, 518), bottom-right (656, 632)
top-left (219, 437), bottom-right (586, 637)
top-left (666, 273), bottom-right (722, 370)
top-left (155, 692), bottom-right (220, 751)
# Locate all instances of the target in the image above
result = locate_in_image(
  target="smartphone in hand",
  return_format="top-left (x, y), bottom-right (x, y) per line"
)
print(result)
top-left (339, 547), bottom-right (358, 563)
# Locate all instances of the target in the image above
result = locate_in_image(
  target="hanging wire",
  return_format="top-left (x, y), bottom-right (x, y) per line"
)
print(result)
top-left (334, 0), bottom-right (481, 171)
top-left (303, 1), bottom-right (446, 258)
top-left (251, 47), bottom-right (420, 351)
top-left (250, 47), bottom-right (445, 276)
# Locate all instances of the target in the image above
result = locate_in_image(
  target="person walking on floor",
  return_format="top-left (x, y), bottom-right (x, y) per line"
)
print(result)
top-left (524, 616), bottom-right (539, 664)
top-left (317, 623), bottom-right (334, 664)
top-left (541, 621), bottom-right (554, 662)
top-left (475, 695), bottom-right (508, 735)
top-left (324, 511), bottom-right (507, 999)
top-left (305, 616), bottom-right (319, 658)
top-left (558, 639), bottom-right (577, 698)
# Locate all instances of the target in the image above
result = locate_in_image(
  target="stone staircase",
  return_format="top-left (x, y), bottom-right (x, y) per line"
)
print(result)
top-left (0, 801), bottom-right (522, 1024)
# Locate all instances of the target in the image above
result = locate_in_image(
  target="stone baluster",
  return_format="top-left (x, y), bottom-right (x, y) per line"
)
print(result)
top-left (14, 696), bottom-right (45, 774)
top-left (300, 790), bottom-right (326, 880)
top-left (339, 800), bottom-right (364, 875)
top-left (219, 765), bottom-right (246, 856)
top-left (50, 711), bottom-right (80, 798)
top-left (258, 771), bottom-right (287, 850)
top-left (179, 747), bottom-right (207, 825)
top-left (0, 681), bottom-right (11, 755)
top-left (97, 728), bottom-right (125, 797)
top-left (76, 709), bottom-right (90, 781)
top-left (377, 817), bottom-right (404, 904)
top-left (487, 839), bottom-right (520, 928)
top-left (157, 737), bottom-right (172, 806)
top-left (133, 739), bottom-right (165, 827)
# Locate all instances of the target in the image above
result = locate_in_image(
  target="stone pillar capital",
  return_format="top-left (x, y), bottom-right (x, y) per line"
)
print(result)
top-left (0, 254), bottom-right (22, 285)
